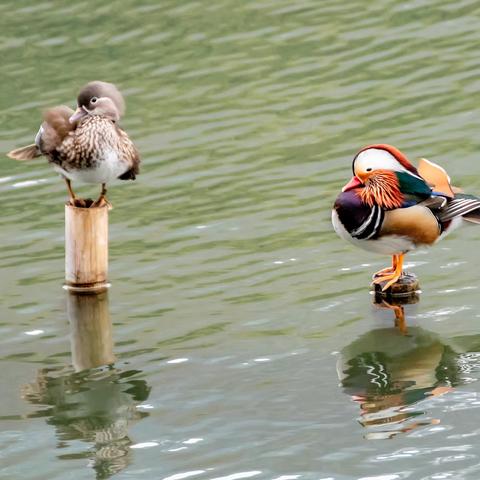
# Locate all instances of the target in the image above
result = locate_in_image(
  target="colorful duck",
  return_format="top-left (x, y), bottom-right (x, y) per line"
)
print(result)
top-left (7, 81), bottom-right (140, 207)
top-left (332, 144), bottom-right (480, 290)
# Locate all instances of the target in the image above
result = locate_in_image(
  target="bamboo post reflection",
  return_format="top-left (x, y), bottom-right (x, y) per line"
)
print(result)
top-left (67, 290), bottom-right (115, 371)
top-left (21, 291), bottom-right (151, 479)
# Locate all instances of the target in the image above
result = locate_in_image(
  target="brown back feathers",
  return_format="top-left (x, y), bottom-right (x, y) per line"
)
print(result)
top-left (7, 105), bottom-right (75, 161)
top-left (40, 106), bottom-right (75, 153)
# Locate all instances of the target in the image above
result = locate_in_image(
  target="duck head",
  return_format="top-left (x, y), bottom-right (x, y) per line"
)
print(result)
top-left (342, 144), bottom-right (420, 192)
top-left (69, 81), bottom-right (125, 124)
top-left (340, 144), bottom-right (429, 210)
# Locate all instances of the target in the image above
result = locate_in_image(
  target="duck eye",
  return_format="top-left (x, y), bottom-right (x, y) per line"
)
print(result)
top-left (90, 97), bottom-right (98, 104)
top-left (366, 167), bottom-right (372, 172)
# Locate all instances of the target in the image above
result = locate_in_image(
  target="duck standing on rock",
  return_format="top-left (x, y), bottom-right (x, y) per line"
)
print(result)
top-left (7, 81), bottom-right (140, 208)
top-left (332, 144), bottom-right (480, 291)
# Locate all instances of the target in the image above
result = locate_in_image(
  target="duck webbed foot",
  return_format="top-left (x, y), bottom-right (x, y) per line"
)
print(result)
top-left (372, 255), bottom-right (398, 280)
top-left (372, 266), bottom-right (396, 279)
top-left (372, 254), bottom-right (405, 291)
top-left (73, 198), bottom-right (88, 207)
top-left (91, 196), bottom-right (112, 209)
top-left (91, 184), bottom-right (113, 209)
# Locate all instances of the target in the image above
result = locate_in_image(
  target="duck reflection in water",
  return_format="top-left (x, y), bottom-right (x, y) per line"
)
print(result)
top-left (338, 295), bottom-right (480, 440)
top-left (21, 291), bottom-right (151, 479)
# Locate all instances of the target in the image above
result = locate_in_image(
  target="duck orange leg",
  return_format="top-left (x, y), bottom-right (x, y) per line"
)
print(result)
top-left (64, 178), bottom-right (86, 207)
top-left (372, 253), bottom-right (404, 291)
top-left (65, 178), bottom-right (76, 205)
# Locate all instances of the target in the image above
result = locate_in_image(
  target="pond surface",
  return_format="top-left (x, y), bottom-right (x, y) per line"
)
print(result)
top-left (3, 0), bottom-right (480, 479)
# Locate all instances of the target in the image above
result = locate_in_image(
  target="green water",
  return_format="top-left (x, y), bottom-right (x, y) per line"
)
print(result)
top-left (3, 0), bottom-right (480, 478)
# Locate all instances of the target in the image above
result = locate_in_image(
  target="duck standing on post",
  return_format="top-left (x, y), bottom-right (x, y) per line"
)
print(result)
top-left (332, 144), bottom-right (480, 291)
top-left (7, 81), bottom-right (140, 208)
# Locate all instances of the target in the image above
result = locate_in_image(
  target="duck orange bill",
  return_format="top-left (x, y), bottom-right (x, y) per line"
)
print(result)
top-left (342, 176), bottom-right (363, 192)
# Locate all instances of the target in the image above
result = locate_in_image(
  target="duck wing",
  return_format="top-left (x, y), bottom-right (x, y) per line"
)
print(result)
top-left (417, 157), bottom-right (455, 198)
top-left (437, 194), bottom-right (480, 224)
top-left (116, 126), bottom-right (140, 180)
top-left (7, 105), bottom-right (75, 161)
top-left (39, 106), bottom-right (75, 154)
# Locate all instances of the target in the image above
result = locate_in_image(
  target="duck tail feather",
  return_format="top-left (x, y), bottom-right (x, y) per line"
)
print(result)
top-left (7, 144), bottom-right (42, 161)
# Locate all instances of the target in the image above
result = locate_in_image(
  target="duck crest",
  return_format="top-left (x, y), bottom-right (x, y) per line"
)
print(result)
top-left (360, 170), bottom-right (404, 210)
top-left (357, 144), bottom-right (419, 176)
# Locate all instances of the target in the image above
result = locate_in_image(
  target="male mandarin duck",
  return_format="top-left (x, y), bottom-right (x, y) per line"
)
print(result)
top-left (332, 144), bottom-right (480, 290)
top-left (7, 81), bottom-right (140, 207)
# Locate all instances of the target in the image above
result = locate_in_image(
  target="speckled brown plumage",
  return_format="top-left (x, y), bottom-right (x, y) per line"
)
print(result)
top-left (53, 115), bottom-right (139, 177)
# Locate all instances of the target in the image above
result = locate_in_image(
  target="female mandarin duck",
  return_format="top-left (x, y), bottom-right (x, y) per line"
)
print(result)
top-left (7, 81), bottom-right (140, 207)
top-left (332, 144), bottom-right (480, 291)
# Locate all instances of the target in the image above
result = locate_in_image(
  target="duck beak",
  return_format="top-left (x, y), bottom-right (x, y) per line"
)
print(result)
top-left (69, 106), bottom-right (88, 124)
top-left (342, 176), bottom-right (363, 192)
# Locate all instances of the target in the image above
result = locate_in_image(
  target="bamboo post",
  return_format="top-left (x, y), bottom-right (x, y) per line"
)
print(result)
top-left (64, 204), bottom-right (109, 292)
top-left (67, 290), bottom-right (115, 371)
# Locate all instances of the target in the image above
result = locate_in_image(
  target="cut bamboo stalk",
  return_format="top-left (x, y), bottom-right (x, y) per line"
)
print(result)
top-left (67, 290), bottom-right (115, 371)
top-left (65, 203), bottom-right (109, 292)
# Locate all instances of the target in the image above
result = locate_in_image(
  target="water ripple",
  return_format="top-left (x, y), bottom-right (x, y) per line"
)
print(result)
top-left (3, 0), bottom-right (480, 479)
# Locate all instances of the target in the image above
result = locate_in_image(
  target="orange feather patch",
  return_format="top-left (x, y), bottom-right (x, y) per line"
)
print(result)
top-left (360, 170), bottom-right (404, 210)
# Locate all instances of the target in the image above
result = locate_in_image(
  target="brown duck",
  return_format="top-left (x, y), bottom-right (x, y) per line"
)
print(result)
top-left (7, 81), bottom-right (140, 207)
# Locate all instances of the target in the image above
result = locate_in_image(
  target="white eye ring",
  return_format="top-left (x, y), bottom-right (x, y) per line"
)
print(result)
top-left (91, 97), bottom-right (98, 104)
